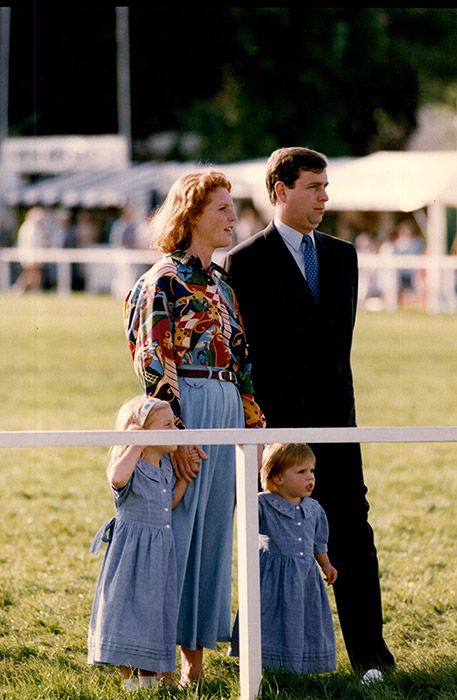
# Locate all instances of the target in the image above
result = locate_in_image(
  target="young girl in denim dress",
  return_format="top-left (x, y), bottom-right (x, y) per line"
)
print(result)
top-left (88, 395), bottom-right (193, 691)
top-left (231, 442), bottom-right (337, 674)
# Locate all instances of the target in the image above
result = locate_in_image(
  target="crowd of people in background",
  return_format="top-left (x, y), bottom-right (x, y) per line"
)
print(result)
top-left (355, 218), bottom-right (427, 309)
top-left (2, 199), bottom-right (456, 310)
top-left (7, 204), bottom-right (153, 294)
top-left (3, 202), bottom-right (266, 297)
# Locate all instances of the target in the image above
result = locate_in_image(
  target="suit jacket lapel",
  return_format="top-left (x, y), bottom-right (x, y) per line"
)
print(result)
top-left (263, 224), bottom-right (313, 304)
top-left (313, 229), bottom-right (334, 309)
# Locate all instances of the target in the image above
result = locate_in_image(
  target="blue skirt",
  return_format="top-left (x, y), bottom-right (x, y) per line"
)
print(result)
top-left (172, 368), bottom-right (244, 650)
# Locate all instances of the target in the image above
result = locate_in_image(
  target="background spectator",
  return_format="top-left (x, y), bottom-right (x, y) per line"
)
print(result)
top-left (392, 219), bottom-right (425, 307)
top-left (12, 206), bottom-right (48, 293)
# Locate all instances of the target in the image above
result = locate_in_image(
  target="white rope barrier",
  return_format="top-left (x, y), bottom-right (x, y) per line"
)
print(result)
top-left (1, 425), bottom-right (457, 448)
top-left (2, 248), bottom-right (457, 312)
top-left (2, 425), bottom-right (456, 699)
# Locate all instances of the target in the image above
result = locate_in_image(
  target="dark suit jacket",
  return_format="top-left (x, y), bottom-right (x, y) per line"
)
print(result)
top-left (225, 224), bottom-right (396, 673)
top-left (224, 223), bottom-right (359, 430)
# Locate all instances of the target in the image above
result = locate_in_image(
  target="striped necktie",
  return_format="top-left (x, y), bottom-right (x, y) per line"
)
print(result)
top-left (302, 235), bottom-right (319, 302)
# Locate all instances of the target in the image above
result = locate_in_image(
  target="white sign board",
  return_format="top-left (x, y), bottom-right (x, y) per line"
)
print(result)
top-left (1, 135), bottom-right (129, 173)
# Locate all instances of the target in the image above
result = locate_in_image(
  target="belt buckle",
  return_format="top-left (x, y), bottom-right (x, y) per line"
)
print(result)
top-left (217, 369), bottom-right (226, 381)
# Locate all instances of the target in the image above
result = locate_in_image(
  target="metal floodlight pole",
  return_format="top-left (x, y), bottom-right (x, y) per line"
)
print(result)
top-left (115, 6), bottom-right (132, 163)
top-left (0, 7), bottom-right (10, 148)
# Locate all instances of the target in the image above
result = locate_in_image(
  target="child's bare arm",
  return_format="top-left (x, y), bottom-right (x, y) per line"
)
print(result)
top-left (315, 551), bottom-right (338, 585)
top-left (107, 444), bottom-right (143, 489)
top-left (172, 478), bottom-right (188, 508)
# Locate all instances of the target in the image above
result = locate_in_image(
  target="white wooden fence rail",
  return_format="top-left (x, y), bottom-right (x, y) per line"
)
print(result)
top-left (2, 425), bottom-right (457, 699)
top-left (1, 248), bottom-right (457, 312)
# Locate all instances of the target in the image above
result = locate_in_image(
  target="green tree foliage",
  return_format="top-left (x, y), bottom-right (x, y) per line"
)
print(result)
top-left (7, 7), bottom-right (457, 160)
top-left (176, 7), bottom-right (448, 159)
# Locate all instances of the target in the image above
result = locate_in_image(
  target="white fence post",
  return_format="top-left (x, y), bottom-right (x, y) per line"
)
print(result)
top-left (236, 444), bottom-right (262, 700)
top-left (57, 261), bottom-right (72, 295)
top-left (379, 254), bottom-right (398, 311)
top-left (0, 260), bottom-right (11, 289)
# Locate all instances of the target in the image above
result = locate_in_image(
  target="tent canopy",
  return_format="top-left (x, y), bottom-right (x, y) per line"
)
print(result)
top-left (3, 150), bottom-right (457, 216)
top-left (2, 161), bottom-right (253, 210)
top-left (223, 151), bottom-right (457, 218)
top-left (325, 150), bottom-right (457, 212)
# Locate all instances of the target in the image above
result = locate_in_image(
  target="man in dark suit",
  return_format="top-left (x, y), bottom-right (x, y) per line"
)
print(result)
top-left (224, 146), bottom-right (395, 675)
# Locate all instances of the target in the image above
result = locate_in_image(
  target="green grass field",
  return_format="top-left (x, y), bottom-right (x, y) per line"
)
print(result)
top-left (0, 294), bottom-right (456, 699)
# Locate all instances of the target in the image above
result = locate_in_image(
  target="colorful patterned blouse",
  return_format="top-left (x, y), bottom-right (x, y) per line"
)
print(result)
top-left (124, 251), bottom-right (266, 430)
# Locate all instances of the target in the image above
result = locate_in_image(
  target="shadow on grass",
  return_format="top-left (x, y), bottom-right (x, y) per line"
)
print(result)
top-left (107, 664), bottom-right (457, 699)
top-left (1, 655), bottom-right (456, 699)
top-left (259, 664), bottom-right (457, 699)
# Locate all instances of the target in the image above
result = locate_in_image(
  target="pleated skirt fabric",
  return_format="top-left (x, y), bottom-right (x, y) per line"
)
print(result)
top-left (173, 370), bottom-right (244, 650)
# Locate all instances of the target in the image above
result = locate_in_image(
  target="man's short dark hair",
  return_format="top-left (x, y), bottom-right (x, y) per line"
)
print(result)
top-left (266, 146), bottom-right (327, 204)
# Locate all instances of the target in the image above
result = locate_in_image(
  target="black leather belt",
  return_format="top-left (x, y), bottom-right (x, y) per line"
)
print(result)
top-left (177, 367), bottom-right (237, 383)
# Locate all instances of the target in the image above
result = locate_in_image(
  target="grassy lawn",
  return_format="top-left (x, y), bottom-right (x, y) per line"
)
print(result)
top-left (0, 294), bottom-right (456, 699)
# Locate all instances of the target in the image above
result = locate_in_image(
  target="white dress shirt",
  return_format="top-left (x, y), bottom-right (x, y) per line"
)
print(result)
top-left (274, 217), bottom-right (316, 280)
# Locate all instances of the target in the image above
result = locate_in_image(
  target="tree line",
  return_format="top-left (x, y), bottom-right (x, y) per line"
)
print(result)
top-left (8, 7), bottom-right (457, 161)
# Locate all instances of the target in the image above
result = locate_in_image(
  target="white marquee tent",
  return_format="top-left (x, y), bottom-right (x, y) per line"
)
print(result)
top-left (224, 150), bottom-right (457, 255)
top-left (3, 150), bottom-right (457, 254)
